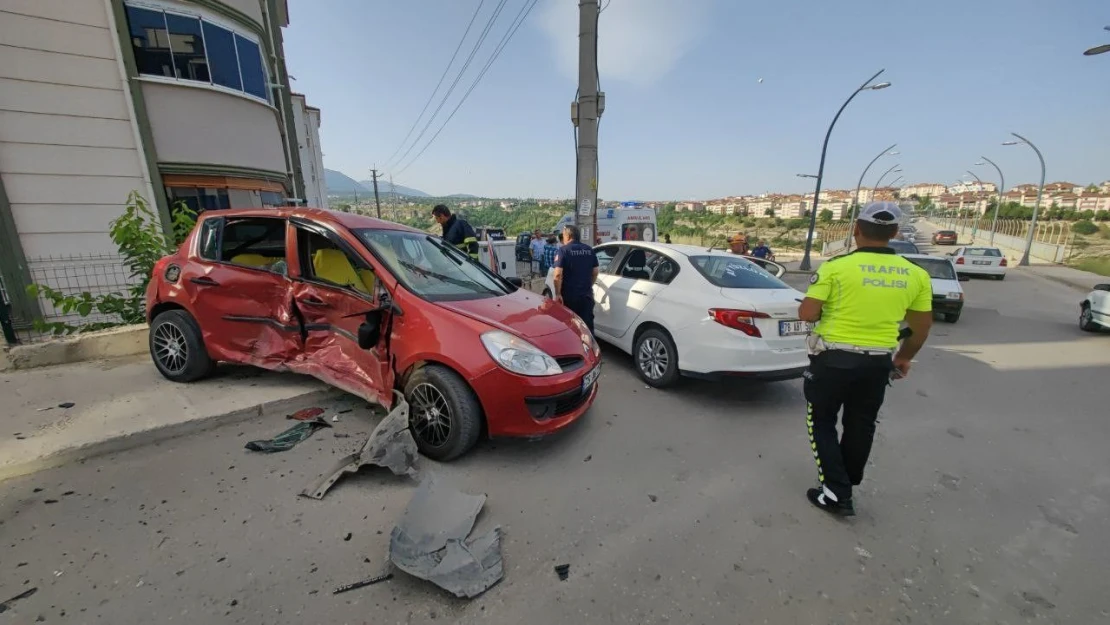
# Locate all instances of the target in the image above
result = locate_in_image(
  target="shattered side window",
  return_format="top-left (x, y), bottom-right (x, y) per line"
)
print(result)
top-left (198, 217), bottom-right (222, 261)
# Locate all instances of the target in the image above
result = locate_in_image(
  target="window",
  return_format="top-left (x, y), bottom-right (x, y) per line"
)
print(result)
top-left (298, 228), bottom-right (377, 297)
top-left (907, 258), bottom-right (957, 281)
top-left (594, 245), bottom-right (619, 273)
top-left (198, 217), bottom-right (222, 260)
top-left (356, 229), bottom-right (510, 302)
top-left (219, 217), bottom-right (286, 271)
top-left (689, 255), bottom-right (791, 290)
top-left (124, 4), bottom-right (269, 103)
top-left (617, 248), bottom-right (676, 283)
top-left (965, 248), bottom-right (1002, 257)
top-left (169, 187), bottom-right (230, 214)
top-left (260, 191), bottom-right (284, 208)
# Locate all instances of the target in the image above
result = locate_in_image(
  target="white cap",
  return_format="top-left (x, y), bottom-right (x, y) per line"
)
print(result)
top-left (857, 201), bottom-right (902, 225)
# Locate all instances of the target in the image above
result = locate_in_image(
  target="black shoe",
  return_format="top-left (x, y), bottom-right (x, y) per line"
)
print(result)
top-left (806, 488), bottom-right (856, 517)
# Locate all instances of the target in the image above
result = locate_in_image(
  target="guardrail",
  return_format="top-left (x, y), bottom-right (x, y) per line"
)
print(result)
top-left (927, 218), bottom-right (1071, 263)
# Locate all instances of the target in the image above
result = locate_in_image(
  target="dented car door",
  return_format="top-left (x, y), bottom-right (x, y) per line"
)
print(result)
top-left (289, 218), bottom-right (395, 407)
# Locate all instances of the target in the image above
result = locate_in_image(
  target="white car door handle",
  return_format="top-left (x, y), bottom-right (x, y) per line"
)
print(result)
top-left (631, 289), bottom-right (647, 295)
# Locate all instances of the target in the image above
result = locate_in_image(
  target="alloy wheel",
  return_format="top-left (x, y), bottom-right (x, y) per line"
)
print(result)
top-left (153, 322), bottom-right (189, 374)
top-left (410, 383), bottom-right (452, 448)
top-left (638, 337), bottom-right (669, 381)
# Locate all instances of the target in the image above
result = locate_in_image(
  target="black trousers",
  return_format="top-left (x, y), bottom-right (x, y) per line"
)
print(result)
top-left (562, 294), bottom-right (595, 335)
top-left (803, 351), bottom-right (891, 502)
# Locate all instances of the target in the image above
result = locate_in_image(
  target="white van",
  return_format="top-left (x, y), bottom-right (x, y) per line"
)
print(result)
top-left (554, 202), bottom-right (658, 244)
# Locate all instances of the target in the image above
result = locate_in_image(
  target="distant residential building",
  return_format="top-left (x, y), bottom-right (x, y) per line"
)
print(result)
top-left (675, 201), bottom-right (705, 212)
top-left (902, 183), bottom-right (948, 198)
top-left (291, 93), bottom-right (327, 209)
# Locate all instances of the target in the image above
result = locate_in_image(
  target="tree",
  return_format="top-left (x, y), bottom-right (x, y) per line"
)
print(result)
top-left (818, 209), bottom-right (834, 223)
top-left (1072, 220), bottom-right (1099, 235)
top-left (766, 207), bottom-right (776, 218)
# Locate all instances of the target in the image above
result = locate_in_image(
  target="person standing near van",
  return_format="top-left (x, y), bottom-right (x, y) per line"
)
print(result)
top-left (796, 202), bottom-right (933, 517)
top-left (431, 205), bottom-right (479, 260)
top-left (553, 225), bottom-right (599, 334)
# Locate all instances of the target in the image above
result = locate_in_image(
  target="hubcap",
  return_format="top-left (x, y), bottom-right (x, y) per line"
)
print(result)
top-left (410, 383), bottom-right (452, 447)
top-left (153, 322), bottom-right (189, 374)
top-left (638, 337), bottom-right (669, 380)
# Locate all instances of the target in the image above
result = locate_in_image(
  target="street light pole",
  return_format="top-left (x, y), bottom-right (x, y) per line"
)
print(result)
top-left (965, 169), bottom-right (984, 241)
top-left (1083, 25), bottom-right (1110, 55)
top-left (976, 157), bottom-right (1006, 246)
top-left (874, 164), bottom-right (902, 191)
top-left (844, 143), bottom-right (898, 248)
top-left (799, 69), bottom-right (891, 271)
top-left (1003, 132), bottom-right (1046, 266)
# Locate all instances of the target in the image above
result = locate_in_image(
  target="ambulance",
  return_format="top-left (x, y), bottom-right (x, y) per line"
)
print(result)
top-left (553, 202), bottom-right (658, 244)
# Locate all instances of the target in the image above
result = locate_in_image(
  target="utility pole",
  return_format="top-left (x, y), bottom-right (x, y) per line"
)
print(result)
top-left (370, 168), bottom-right (383, 219)
top-left (573, 0), bottom-right (603, 244)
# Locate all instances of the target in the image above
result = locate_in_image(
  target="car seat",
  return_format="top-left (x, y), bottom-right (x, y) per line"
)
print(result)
top-left (622, 249), bottom-right (650, 280)
top-left (230, 253), bottom-right (277, 268)
top-left (313, 249), bottom-right (372, 295)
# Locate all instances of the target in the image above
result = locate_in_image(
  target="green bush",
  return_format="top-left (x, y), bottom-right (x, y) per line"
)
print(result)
top-left (26, 192), bottom-right (196, 335)
top-left (742, 219), bottom-right (757, 228)
top-left (1072, 220), bottom-right (1099, 235)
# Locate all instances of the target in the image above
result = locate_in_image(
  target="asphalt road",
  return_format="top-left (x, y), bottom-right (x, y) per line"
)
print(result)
top-left (2, 233), bottom-right (1109, 624)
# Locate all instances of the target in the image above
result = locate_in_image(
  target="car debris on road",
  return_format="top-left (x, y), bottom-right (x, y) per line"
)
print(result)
top-left (245, 417), bottom-right (331, 453)
top-left (300, 394), bottom-right (417, 499)
top-left (389, 476), bottom-right (504, 598)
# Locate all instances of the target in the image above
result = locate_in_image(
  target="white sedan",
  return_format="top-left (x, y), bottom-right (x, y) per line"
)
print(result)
top-left (1080, 284), bottom-right (1110, 332)
top-left (947, 246), bottom-right (1008, 280)
top-left (545, 243), bottom-right (809, 387)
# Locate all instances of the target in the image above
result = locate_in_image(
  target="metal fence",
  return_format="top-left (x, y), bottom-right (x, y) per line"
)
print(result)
top-left (3, 254), bottom-right (138, 345)
top-left (932, 217), bottom-right (1072, 263)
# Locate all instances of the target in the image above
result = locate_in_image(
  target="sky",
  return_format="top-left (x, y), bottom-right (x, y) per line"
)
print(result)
top-left (284, 0), bottom-right (1110, 200)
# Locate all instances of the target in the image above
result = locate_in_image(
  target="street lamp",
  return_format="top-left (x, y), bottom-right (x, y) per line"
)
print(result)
top-left (975, 157), bottom-right (1006, 246)
top-left (1083, 25), bottom-right (1110, 55)
top-left (1002, 132), bottom-right (1046, 266)
top-left (874, 165), bottom-right (903, 190)
top-left (800, 69), bottom-right (891, 270)
top-left (965, 169), bottom-right (985, 240)
top-left (844, 143), bottom-right (898, 248)
top-left (796, 173), bottom-right (818, 179)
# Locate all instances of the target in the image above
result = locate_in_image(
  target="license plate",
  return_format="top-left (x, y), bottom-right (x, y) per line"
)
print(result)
top-left (581, 365), bottom-right (600, 391)
top-left (779, 320), bottom-right (809, 336)
top-left (972, 260), bottom-right (990, 265)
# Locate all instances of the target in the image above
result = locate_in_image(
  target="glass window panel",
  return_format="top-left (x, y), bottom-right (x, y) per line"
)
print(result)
top-left (126, 6), bottom-right (174, 78)
top-left (164, 13), bottom-right (208, 82)
top-left (235, 34), bottom-right (268, 100)
top-left (202, 21), bottom-right (241, 91)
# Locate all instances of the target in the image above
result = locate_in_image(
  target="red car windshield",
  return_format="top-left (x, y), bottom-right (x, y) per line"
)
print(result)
top-left (355, 229), bottom-right (510, 302)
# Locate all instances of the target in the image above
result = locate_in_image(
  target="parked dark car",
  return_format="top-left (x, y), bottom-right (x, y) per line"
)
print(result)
top-left (932, 230), bottom-right (958, 245)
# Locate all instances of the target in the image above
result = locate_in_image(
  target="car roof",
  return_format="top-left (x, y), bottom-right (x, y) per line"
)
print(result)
top-left (901, 253), bottom-right (953, 262)
top-left (596, 241), bottom-right (738, 259)
top-left (204, 207), bottom-right (420, 233)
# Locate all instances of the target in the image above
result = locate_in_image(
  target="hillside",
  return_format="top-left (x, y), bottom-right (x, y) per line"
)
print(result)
top-left (358, 180), bottom-right (430, 198)
top-left (324, 169), bottom-right (368, 194)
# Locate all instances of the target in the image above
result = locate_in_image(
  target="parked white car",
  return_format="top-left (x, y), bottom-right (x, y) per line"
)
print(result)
top-left (903, 254), bottom-right (969, 323)
top-left (545, 243), bottom-right (808, 387)
top-left (947, 246), bottom-right (1008, 280)
top-left (1080, 284), bottom-right (1110, 332)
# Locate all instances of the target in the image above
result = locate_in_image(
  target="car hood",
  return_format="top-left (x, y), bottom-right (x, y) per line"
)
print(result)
top-left (435, 290), bottom-right (579, 339)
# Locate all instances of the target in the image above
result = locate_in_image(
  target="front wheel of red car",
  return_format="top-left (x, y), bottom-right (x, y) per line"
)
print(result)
top-left (149, 310), bottom-right (215, 383)
top-left (404, 365), bottom-right (482, 461)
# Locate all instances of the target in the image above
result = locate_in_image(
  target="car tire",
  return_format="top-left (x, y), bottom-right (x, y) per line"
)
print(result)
top-left (634, 327), bottom-right (680, 388)
top-left (149, 309), bottom-right (216, 383)
top-left (995, 274), bottom-right (1005, 281)
top-left (1080, 305), bottom-right (1099, 332)
top-left (944, 311), bottom-right (961, 324)
top-left (405, 364), bottom-right (483, 461)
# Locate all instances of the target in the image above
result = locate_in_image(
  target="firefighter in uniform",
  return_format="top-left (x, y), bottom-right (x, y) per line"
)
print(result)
top-left (431, 204), bottom-right (479, 260)
top-left (796, 202), bottom-right (934, 516)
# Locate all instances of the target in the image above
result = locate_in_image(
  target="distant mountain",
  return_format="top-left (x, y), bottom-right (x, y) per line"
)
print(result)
top-left (446, 193), bottom-right (479, 199)
top-left (324, 169), bottom-right (369, 194)
top-left (358, 181), bottom-right (430, 198)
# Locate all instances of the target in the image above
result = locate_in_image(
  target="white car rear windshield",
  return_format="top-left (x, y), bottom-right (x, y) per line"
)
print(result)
top-left (965, 248), bottom-right (1002, 257)
top-left (689, 255), bottom-right (790, 289)
top-left (907, 257), bottom-right (957, 280)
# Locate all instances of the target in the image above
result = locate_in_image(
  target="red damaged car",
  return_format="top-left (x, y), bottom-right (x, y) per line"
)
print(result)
top-left (145, 209), bottom-right (600, 460)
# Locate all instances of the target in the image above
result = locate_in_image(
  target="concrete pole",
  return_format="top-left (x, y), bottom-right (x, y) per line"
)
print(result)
top-left (370, 169), bottom-right (383, 219)
top-left (574, 0), bottom-right (601, 244)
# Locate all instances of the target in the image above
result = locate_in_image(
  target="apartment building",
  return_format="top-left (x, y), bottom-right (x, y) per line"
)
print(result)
top-left (902, 182), bottom-right (947, 198)
top-left (0, 0), bottom-right (323, 330)
top-left (291, 92), bottom-right (327, 209)
top-left (675, 201), bottom-right (705, 212)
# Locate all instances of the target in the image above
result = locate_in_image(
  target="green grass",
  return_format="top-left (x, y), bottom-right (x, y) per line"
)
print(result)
top-left (1070, 257), bottom-right (1110, 277)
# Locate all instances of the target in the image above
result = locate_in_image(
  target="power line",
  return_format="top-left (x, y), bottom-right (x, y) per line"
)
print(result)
top-left (395, 0), bottom-right (540, 175)
top-left (387, 0), bottom-right (511, 170)
top-left (381, 0), bottom-right (487, 168)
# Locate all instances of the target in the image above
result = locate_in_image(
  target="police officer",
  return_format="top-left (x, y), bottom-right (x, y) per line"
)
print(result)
top-left (552, 224), bottom-right (599, 334)
top-left (796, 202), bottom-right (933, 516)
top-left (431, 204), bottom-right (479, 260)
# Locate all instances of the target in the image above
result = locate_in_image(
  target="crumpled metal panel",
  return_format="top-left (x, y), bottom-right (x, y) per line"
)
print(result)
top-left (389, 477), bottom-right (504, 598)
top-left (300, 393), bottom-right (416, 499)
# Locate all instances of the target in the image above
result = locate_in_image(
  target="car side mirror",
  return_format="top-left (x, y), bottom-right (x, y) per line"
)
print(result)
top-left (358, 309), bottom-right (383, 349)
top-left (1094, 284), bottom-right (1110, 292)
top-left (505, 276), bottom-right (524, 288)
top-left (958, 275), bottom-right (970, 282)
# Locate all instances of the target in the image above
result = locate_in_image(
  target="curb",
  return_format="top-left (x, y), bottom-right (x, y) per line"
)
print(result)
top-left (0, 388), bottom-right (344, 482)
top-left (1, 325), bottom-right (148, 372)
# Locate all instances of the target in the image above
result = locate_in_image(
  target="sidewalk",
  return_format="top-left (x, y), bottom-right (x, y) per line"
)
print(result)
top-left (1, 355), bottom-right (341, 481)
top-left (1021, 264), bottom-right (1108, 292)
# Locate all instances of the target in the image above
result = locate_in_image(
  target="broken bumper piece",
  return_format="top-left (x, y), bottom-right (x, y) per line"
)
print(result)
top-left (389, 476), bottom-right (504, 598)
top-left (300, 392), bottom-right (417, 499)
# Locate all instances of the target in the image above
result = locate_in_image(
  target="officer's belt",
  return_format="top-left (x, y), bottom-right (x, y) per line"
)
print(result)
top-left (822, 340), bottom-right (895, 356)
